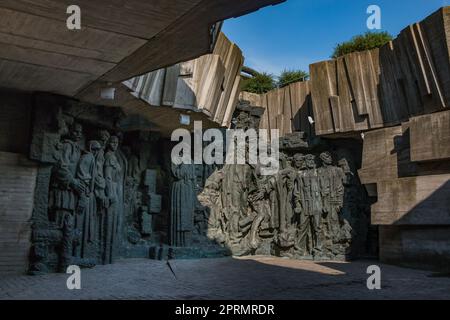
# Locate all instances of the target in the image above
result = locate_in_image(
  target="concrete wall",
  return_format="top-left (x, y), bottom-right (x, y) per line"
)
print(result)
top-left (0, 152), bottom-right (37, 275)
top-left (122, 33), bottom-right (244, 129)
top-left (244, 7), bottom-right (450, 272)
top-left (309, 7), bottom-right (450, 136)
top-left (358, 111), bottom-right (450, 271)
top-left (0, 89), bottom-right (35, 275)
top-left (241, 81), bottom-right (314, 139)
top-left (251, 7), bottom-right (450, 140)
top-left (380, 226), bottom-right (450, 272)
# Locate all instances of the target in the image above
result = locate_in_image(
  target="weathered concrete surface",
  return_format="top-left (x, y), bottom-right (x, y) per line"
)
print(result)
top-left (309, 7), bottom-right (450, 136)
top-left (1, 257), bottom-right (449, 300)
top-left (410, 110), bottom-right (450, 162)
top-left (358, 126), bottom-right (405, 185)
top-left (372, 174), bottom-right (450, 225)
top-left (0, 152), bottom-right (37, 275)
top-left (380, 226), bottom-right (450, 272)
top-left (244, 80), bottom-right (313, 138)
top-left (0, 0), bottom-right (284, 97)
top-left (358, 119), bottom-right (450, 271)
top-left (359, 120), bottom-right (450, 227)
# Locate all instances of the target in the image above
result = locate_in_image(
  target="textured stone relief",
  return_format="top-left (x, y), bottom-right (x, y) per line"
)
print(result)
top-left (28, 95), bottom-right (163, 274)
top-left (170, 162), bottom-right (196, 247)
top-left (27, 94), bottom-right (372, 274)
top-left (199, 108), bottom-right (372, 261)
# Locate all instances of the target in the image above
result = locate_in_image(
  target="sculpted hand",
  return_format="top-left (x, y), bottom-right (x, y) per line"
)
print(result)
top-left (109, 197), bottom-right (118, 206)
top-left (71, 180), bottom-right (86, 194)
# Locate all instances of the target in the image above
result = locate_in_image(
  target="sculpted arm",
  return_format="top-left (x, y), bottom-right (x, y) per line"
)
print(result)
top-left (293, 176), bottom-right (303, 214)
top-left (54, 143), bottom-right (84, 194)
top-left (104, 155), bottom-right (116, 205)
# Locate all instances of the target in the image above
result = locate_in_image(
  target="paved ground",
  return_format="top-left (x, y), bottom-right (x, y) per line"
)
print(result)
top-left (0, 256), bottom-right (449, 300)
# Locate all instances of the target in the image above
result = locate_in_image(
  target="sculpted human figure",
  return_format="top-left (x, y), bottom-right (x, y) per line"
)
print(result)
top-left (73, 140), bottom-right (102, 261)
top-left (200, 157), bottom-right (256, 255)
top-left (95, 130), bottom-right (110, 177)
top-left (295, 154), bottom-right (323, 256)
top-left (114, 132), bottom-right (128, 249)
top-left (198, 169), bottom-right (225, 243)
top-left (96, 130), bottom-right (110, 164)
top-left (170, 160), bottom-right (196, 247)
top-left (49, 122), bottom-right (85, 271)
top-left (318, 152), bottom-right (345, 243)
top-left (337, 157), bottom-right (359, 250)
top-left (199, 162), bottom-right (256, 255)
top-left (192, 164), bottom-right (207, 237)
top-left (124, 141), bottom-right (143, 227)
top-left (276, 153), bottom-right (297, 248)
top-left (292, 154), bottom-right (309, 255)
top-left (101, 136), bottom-right (122, 264)
top-left (221, 163), bottom-right (253, 245)
top-left (338, 157), bottom-right (361, 229)
top-left (247, 163), bottom-right (275, 251)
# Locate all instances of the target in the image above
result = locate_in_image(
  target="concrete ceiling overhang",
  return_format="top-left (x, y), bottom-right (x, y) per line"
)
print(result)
top-left (0, 0), bottom-right (285, 98)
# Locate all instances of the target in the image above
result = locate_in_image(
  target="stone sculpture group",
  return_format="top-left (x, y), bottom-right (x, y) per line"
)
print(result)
top-left (28, 97), bottom-right (370, 275)
top-left (28, 99), bottom-right (163, 274)
top-left (198, 107), bottom-right (369, 260)
top-left (48, 124), bottom-right (127, 271)
top-left (199, 151), bottom-right (354, 260)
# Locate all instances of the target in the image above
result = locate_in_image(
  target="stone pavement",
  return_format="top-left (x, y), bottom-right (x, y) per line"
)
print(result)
top-left (0, 256), bottom-right (449, 300)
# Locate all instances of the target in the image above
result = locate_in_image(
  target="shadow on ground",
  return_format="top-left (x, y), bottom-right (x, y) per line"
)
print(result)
top-left (1, 257), bottom-right (449, 300)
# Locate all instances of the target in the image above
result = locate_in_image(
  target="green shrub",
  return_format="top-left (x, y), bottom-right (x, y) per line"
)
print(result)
top-left (278, 69), bottom-right (309, 88)
top-left (241, 72), bottom-right (276, 94)
top-left (332, 31), bottom-right (393, 58)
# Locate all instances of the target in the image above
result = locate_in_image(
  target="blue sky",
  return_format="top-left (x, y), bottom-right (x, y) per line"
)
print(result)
top-left (222, 0), bottom-right (449, 76)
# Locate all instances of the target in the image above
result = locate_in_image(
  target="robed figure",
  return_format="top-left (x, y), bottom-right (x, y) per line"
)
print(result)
top-left (73, 141), bottom-right (102, 261)
top-left (100, 136), bottom-right (122, 264)
top-left (49, 123), bottom-right (84, 271)
top-left (170, 162), bottom-right (196, 247)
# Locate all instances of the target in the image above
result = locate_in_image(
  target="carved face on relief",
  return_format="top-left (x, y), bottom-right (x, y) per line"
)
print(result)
top-left (89, 140), bottom-right (102, 157)
top-left (338, 158), bottom-right (351, 173)
top-left (71, 123), bottom-right (83, 142)
top-left (320, 151), bottom-right (333, 166)
top-left (98, 130), bottom-right (111, 147)
top-left (305, 154), bottom-right (317, 169)
top-left (108, 136), bottom-right (119, 152)
top-left (293, 153), bottom-right (306, 170)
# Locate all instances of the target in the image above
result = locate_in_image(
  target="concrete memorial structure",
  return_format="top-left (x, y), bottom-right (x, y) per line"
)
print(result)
top-left (244, 7), bottom-right (450, 272)
top-left (0, 2), bottom-right (449, 277)
top-left (198, 102), bottom-right (372, 261)
top-left (0, 1), bottom-right (284, 275)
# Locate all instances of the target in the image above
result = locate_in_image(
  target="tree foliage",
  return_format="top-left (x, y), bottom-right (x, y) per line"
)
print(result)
top-left (241, 71), bottom-right (276, 94)
top-left (241, 67), bottom-right (310, 94)
top-left (278, 69), bottom-right (309, 88)
top-left (332, 31), bottom-right (393, 58)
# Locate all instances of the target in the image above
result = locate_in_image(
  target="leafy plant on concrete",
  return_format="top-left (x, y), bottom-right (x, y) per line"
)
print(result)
top-left (278, 69), bottom-right (309, 88)
top-left (332, 31), bottom-right (393, 58)
top-left (241, 71), bottom-right (276, 94)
